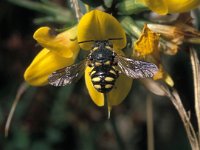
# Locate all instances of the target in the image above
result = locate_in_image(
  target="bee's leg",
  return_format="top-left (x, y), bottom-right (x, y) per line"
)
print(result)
top-left (116, 70), bottom-right (119, 77)
top-left (107, 40), bottom-right (113, 48)
top-left (86, 60), bottom-right (93, 67)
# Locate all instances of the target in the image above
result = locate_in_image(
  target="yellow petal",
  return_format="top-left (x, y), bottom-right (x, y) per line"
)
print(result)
top-left (107, 74), bottom-right (133, 106)
top-left (33, 26), bottom-right (79, 58)
top-left (85, 67), bottom-right (133, 106)
top-left (153, 64), bottom-right (164, 80)
top-left (78, 10), bottom-right (126, 50)
top-left (153, 64), bottom-right (174, 87)
top-left (163, 73), bottom-right (174, 87)
top-left (139, 0), bottom-right (168, 15)
top-left (167, 0), bottom-right (200, 13)
top-left (139, 0), bottom-right (200, 14)
top-left (24, 48), bottom-right (79, 86)
top-left (85, 67), bottom-right (104, 106)
top-left (134, 24), bottom-right (160, 57)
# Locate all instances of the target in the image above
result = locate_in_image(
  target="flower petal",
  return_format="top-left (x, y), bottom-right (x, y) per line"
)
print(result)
top-left (140, 0), bottom-right (168, 15)
top-left (140, 0), bottom-right (200, 14)
top-left (33, 26), bottom-right (79, 58)
top-left (167, 0), bottom-right (200, 13)
top-left (85, 67), bottom-right (104, 106)
top-left (134, 24), bottom-right (160, 57)
top-left (78, 10), bottom-right (126, 51)
top-left (24, 48), bottom-right (79, 86)
top-left (107, 74), bottom-right (133, 106)
top-left (85, 67), bottom-right (133, 106)
top-left (153, 64), bottom-right (174, 87)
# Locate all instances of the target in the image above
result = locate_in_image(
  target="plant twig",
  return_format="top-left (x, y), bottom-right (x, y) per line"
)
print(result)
top-left (190, 48), bottom-right (200, 144)
top-left (142, 79), bottom-right (199, 149)
top-left (161, 86), bottom-right (200, 150)
top-left (70, 0), bottom-right (83, 21)
top-left (5, 82), bottom-right (29, 137)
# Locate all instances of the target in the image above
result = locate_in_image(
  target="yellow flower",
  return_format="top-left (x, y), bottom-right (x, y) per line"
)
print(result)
top-left (139, 0), bottom-right (200, 15)
top-left (24, 26), bottom-right (80, 86)
top-left (77, 10), bottom-right (132, 112)
top-left (133, 24), bottom-right (174, 86)
top-left (24, 10), bottom-right (133, 115)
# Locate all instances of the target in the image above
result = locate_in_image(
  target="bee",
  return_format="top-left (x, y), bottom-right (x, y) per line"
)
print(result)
top-left (48, 39), bottom-right (158, 93)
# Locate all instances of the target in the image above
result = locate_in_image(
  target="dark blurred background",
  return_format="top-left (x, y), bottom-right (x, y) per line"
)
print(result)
top-left (0, 0), bottom-right (197, 150)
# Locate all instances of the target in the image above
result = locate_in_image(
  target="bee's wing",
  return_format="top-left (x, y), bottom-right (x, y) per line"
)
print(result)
top-left (48, 60), bottom-right (87, 86)
top-left (116, 55), bottom-right (158, 78)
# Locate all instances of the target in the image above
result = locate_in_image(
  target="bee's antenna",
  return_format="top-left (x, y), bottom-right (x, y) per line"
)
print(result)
top-left (108, 38), bottom-right (123, 41)
top-left (107, 38), bottom-right (123, 48)
top-left (78, 40), bottom-right (94, 44)
top-left (78, 38), bottom-right (123, 44)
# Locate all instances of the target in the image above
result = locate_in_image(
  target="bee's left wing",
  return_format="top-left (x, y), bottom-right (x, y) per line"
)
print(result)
top-left (116, 55), bottom-right (158, 78)
top-left (48, 60), bottom-right (87, 86)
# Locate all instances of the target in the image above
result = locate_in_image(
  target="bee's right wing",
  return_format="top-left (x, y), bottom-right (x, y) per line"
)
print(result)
top-left (48, 60), bottom-right (87, 86)
top-left (116, 55), bottom-right (158, 79)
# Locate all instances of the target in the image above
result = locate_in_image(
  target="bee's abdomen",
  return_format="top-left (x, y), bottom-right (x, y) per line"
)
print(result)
top-left (90, 66), bottom-right (118, 93)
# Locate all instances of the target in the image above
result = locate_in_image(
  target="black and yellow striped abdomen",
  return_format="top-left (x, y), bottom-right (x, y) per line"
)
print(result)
top-left (90, 66), bottom-right (119, 93)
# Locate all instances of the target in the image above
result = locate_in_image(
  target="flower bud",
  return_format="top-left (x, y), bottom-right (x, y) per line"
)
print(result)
top-left (120, 16), bottom-right (142, 37)
top-left (117, 0), bottom-right (148, 15)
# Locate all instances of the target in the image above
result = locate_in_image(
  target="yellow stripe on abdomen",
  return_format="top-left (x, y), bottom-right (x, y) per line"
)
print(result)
top-left (105, 77), bottom-right (114, 82)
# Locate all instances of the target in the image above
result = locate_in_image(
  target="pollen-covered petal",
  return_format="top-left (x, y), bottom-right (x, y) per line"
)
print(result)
top-left (33, 26), bottom-right (79, 58)
top-left (85, 67), bottom-right (133, 106)
top-left (78, 10), bottom-right (126, 51)
top-left (24, 48), bottom-right (79, 86)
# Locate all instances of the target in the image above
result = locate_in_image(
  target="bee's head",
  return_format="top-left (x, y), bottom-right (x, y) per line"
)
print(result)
top-left (94, 40), bottom-right (111, 48)
top-left (89, 45), bottom-right (115, 63)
